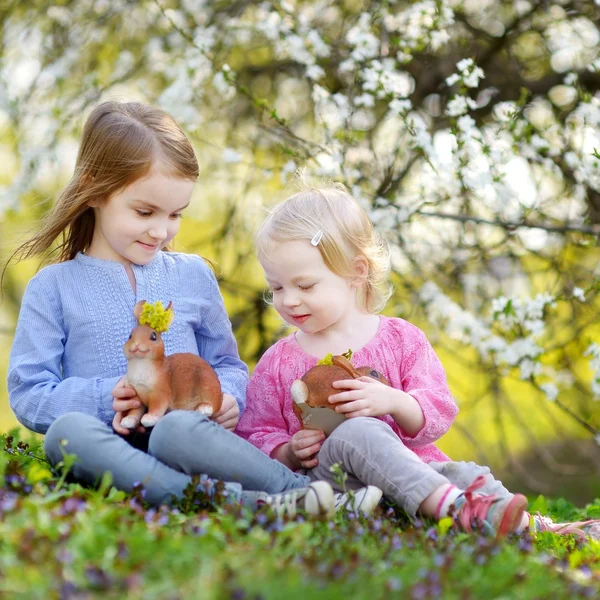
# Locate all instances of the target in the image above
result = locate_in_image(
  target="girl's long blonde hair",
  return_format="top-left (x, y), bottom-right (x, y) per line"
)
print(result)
top-left (257, 180), bottom-right (392, 314)
top-left (7, 100), bottom-right (199, 268)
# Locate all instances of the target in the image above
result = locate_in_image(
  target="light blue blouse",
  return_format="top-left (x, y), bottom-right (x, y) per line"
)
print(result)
top-left (8, 251), bottom-right (249, 433)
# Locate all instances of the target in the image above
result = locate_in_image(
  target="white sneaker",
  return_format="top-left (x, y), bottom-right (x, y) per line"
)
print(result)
top-left (258, 481), bottom-right (335, 518)
top-left (334, 485), bottom-right (383, 515)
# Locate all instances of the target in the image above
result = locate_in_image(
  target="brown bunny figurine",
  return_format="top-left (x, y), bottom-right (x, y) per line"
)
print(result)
top-left (120, 300), bottom-right (223, 429)
top-left (290, 354), bottom-right (390, 435)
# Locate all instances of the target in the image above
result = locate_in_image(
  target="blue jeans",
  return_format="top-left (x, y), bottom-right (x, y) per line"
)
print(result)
top-left (44, 411), bottom-right (310, 506)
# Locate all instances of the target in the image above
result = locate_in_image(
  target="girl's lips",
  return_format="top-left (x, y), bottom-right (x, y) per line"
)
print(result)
top-left (137, 241), bottom-right (159, 251)
top-left (291, 314), bottom-right (310, 324)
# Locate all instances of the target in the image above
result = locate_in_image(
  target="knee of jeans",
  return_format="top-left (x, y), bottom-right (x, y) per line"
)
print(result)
top-left (148, 410), bottom-right (210, 455)
top-left (331, 417), bottom-right (394, 443)
top-left (44, 412), bottom-right (98, 467)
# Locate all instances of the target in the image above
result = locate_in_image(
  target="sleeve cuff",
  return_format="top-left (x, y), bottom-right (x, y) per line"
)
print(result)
top-left (220, 386), bottom-right (246, 415)
top-left (98, 376), bottom-right (122, 426)
top-left (264, 434), bottom-right (293, 460)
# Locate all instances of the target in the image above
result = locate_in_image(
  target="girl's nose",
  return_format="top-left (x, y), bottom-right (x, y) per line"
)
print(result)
top-left (282, 291), bottom-right (301, 307)
top-left (148, 223), bottom-right (168, 240)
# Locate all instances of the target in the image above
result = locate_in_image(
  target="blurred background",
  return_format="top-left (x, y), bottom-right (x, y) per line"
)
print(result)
top-left (1, 0), bottom-right (599, 503)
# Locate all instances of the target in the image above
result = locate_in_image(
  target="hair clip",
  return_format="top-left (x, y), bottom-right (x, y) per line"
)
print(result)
top-left (311, 230), bottom-right (324, 246)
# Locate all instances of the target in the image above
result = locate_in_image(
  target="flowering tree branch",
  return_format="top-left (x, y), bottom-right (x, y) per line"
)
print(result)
top-left (415, 210), bottom-right (600, 235)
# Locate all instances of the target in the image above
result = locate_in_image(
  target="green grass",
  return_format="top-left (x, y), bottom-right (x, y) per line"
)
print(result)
top-left (1, 430), bottom-right (599, 600)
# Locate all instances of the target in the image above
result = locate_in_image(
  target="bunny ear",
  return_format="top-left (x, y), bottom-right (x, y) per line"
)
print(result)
top-left (332, 354), bottom-right (360, 378)
top-left (133, 300), bottom-right (147, 322)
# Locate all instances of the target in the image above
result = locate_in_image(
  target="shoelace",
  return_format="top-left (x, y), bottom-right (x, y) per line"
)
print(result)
top-left (267, 491), bottom-right (300, 519)
top-left (534, 512), bottom-right (600, 541)
top-left (334, 492), bottom-right (353, 509)
top-left (454, 474), bottom-right (499, 533)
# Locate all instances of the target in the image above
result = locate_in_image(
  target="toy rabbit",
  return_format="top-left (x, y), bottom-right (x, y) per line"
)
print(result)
top-left (290, 353), bottom-right (390, 435)
top-left (120, 300), bottom-right (223, 429)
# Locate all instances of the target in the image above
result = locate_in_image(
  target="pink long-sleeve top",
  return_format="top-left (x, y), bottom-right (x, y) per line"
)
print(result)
top-left (236, 316), bottom-right (458, 465)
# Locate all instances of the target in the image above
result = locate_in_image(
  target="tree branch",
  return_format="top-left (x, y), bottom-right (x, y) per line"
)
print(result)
top-left (415, 210), bottom-right (600, 235)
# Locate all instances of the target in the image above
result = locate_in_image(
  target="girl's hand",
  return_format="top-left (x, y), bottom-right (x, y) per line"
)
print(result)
top-left (288, 429), bottom-right (326, 469)
top-left (211, 393), bottom-right (240, 431)
top-left (111, 376), bottom-right (146, 435)
top-left (329, 376), bottom-right (402, 419)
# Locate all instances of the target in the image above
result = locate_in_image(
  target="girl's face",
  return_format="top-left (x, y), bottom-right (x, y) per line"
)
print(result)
top-left (87, 167), bottom-right (194, 265)
top-left (260, 239), bottom-right (362, 336)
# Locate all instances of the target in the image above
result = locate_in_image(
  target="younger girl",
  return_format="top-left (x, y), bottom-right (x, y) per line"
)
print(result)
top-left (236, 184), bottom-right (600, 539)
top-left (6, 101), bottom-right (336, 518)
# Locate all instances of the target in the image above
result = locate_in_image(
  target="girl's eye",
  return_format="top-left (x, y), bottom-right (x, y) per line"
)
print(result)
top-left (170, 213), bottom-right (184, 220)
top-left (150, 332), bottom-right (157, 341)
top-left (135, 210), bottom-right (152, 217)
top-left (271, 287), bottom-right (283, 293)
top-left (299, 284), bottom-right (315, 291)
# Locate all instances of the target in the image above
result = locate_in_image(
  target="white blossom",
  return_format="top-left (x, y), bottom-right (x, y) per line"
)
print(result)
top-left (223, 148), bottom-right (242, 163)
top-left (494, 102), bottom-right (518, 123)
top-left (212, 69), bottom-right (236, 99)
top-left (564, 72), bottom-right (578, 85)
top-left (540, 383), bottom-right (559, 401)
top-left (388, 98), bottom-right (412, 115)
top-left (306, 29), bottom-right (330, 57)
top-left (519, 358), bottom-right (542, 380)
top-left (306, 64), bottom-right (325, 80)
top-left (446, 73), bottom-right (460, 86)
top-left (447, 58), bottom-right (485, 89)
top-left (346, 13), bottom-right (380, 61)
top-left (585, 343), bottom-right (600, 399)
top-left (282, 159), bottom-right (297, 175)
top-left (354, 93), bottom-right (375, 108)
top-left (446, 95), bottom-right (478, 117)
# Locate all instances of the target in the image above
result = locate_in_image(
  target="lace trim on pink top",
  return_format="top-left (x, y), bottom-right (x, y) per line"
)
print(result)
top-left (236, 316), bottom-right (458, 466)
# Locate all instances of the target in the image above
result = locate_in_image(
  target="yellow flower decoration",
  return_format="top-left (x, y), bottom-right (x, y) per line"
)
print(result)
top-left (138, 301), bottom-right (174, 333)
top-left (317, 353), bottom-right (334, 366)
top-left (317, 349), bottom-right (353, 366)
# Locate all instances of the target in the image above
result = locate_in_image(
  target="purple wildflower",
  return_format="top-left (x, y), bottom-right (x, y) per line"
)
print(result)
top-left (410, 583), bottom-right (428, 599)
top-left (387, 577), bottom-right (402, 591)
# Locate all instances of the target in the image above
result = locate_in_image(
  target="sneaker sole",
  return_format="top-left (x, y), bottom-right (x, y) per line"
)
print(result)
top-left (496, 493), bottom-right (528, 538)
top-left (305, 481), bottom-right (335, 517)
top-left (356, 485), bottom-right (383, 515)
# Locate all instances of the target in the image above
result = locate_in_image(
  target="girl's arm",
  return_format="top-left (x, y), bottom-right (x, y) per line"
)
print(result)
top-left (194, 268), bottom-right (249, 414)
top-left (8, 276), bottom-right (120, 434)
top-left (390, 325), bottom-right (459, 447)
top-left (235, 355), bottom-right (294, 459)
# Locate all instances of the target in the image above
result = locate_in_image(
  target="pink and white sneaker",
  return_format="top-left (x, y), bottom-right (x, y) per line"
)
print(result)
top-left (451, 475), bottom-right (528, 538)
top-left (531, 513), bottom-right (600, 542)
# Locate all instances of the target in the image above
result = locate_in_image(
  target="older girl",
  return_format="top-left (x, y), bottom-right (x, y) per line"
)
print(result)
top-left (7, 101), bottom-right (335, 518)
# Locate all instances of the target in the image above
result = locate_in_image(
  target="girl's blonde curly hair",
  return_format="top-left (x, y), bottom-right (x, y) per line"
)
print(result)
top-left (257, 176), bottom-right (392, 314)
